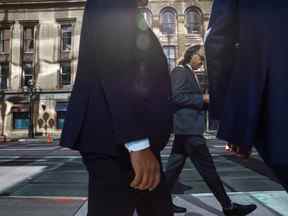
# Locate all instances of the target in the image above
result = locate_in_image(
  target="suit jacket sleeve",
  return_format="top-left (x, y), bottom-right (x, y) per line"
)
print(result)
top-left (171, 66), bottom-right (204, 110)
top-left (205, 0), bottom-right (238, 120)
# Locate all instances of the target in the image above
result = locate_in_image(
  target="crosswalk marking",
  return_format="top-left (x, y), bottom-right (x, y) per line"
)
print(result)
top-left (70, 191), bottom-right (288, 216)
top-left (0, 166), bottom-right (46, 194)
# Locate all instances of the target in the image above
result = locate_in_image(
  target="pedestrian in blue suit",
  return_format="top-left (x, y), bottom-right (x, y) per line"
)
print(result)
top-left (60, 0), bottom-right (174, 215)
top-left (165, 46), bottom-right (256, 215)
top-left (205, 0), bottom-right (288, 191)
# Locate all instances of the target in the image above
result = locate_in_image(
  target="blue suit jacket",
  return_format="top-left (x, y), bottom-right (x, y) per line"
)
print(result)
top-left (60, 0), bottom-right (173, 155)
top-left (205, 0), bottom-right (288, 166)
top-left (171, 65), bottom-right (206, 135)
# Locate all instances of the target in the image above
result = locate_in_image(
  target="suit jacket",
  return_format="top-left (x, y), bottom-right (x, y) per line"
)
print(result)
top-left (60, 0), bottom-right (173, 156)
top-left (205, 0), bottom-right (288, 166)
top-left (171, 65), bottom-right (206, 135)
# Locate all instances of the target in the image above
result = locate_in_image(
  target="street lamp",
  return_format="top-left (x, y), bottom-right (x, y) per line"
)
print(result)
top-left (23, 79), bottom-right (41, 138)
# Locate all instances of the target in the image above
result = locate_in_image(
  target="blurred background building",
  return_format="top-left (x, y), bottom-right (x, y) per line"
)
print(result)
top-left (0, 0), bottom-right (212, 140)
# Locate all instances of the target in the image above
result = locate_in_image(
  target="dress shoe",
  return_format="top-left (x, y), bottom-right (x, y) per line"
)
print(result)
top-left (223, 203), bottom-right (257, 216)
top-left (172, 203), bottom-right (187, 213)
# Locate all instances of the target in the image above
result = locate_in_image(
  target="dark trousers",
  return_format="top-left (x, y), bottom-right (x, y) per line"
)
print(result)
top-left (271, 166), bottom-right (288, 192)
top-left (82, 143), bottom-right (173, 216)
top-left (165, 135), bottom-right (231, 209)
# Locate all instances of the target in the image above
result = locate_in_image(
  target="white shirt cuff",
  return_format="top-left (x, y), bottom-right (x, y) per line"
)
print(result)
top-left (125, 138), bottom-right (150, 152)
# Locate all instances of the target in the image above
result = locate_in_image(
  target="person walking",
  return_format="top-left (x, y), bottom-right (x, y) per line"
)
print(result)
top-left (205, 0), bottom-right (288, 192)
top-left (165, 45), bottom-right (257, 215)
top-left (60, 0), bottom-right (174, 215)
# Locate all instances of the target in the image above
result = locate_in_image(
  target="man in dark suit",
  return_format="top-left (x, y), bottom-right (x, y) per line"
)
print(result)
top-left (60, 0), bottom-right (173, 215)
top-left (165, 46), bottom-right (256, 215)
top-left (205, 0), bottom-right (288, 192)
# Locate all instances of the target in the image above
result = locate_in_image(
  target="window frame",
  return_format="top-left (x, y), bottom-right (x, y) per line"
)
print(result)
top-left (60, 23), bottom-right (73, 53)
top-left (185, 7), bottom-right (203, 34)
top-left (12, 111), bottom-right (30, 130)
top-left (55, 101), bottom-right (68, 129)
top-left (0, 62), bottom-right (9, 89)
top-left (56, 111), bottom-right (66, 129)
top-left (22, 62), bottom-right (33, 87)
top-left (160, 8), bottom-right (177, 35)
top-left (23, 26), bottom-right (35, 54)
top-left (0, 28), bottom-right (11, 54)
top-left (60, 61), bottom-right (72, 86)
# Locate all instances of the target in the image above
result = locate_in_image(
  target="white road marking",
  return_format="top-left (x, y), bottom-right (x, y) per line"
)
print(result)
top-left (0, 166), bottom-right (46, 193)
top-left (0, 147), bottom-right (58, 151)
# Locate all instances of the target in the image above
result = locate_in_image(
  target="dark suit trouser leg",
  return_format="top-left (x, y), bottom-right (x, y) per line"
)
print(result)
top-left (184, 135), bottom-right (232, 209)
top-left (136, 136), bottom-right (174, 216)
top-left (136, 171), bottom-right (174, 216)
top-left (165, 153), bottom-right (186, 191)
top-left (82, 154), bottom-right (135, 216)
top-left (271, 166), bottom-right (288, 192)
top-left (165, 134), bottom-right (187, 191)
top-left (82, 147), bottom-right (173, 216)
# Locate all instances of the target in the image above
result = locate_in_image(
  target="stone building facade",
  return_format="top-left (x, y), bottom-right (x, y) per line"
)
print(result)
top-left (0, 0), bottom-right (212, 140)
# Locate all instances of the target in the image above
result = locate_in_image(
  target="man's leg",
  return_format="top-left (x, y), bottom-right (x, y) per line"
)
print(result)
top-left (136, 136), bottom-right (174, 216)
top-left (165, 153), bottom-right (186, 190)
top-left (82, 154), bottom-right (135, 216)
top-left (185, 136), bottom-right (232, 209)
top-left (271, 166), bottom-right (288, 192)
top-left (165, 136), bottom-right (187, 190)
top-left (136, 171), bottom-right (174, 216)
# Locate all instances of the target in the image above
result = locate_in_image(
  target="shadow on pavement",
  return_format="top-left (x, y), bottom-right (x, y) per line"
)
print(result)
top-left (181, 195), bottom-right (224, 216)
top-left (223, 155), bottom-right (279, 183)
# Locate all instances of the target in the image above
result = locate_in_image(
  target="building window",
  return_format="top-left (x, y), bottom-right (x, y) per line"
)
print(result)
top-left (23, 62), bottom-right (33, 87)
top-left (13, 112), bottom-right (29, 129)
top-left (0, 28), bottom-right (10, 53)
top-left (60, 62), bottom-right (71, 86)
top-left (163, 46), bottom-right (176, 71)
top-left (57, 111), bottom-right (66, 129)
top-left (140, 9), bottom-right (153, 28)
top-left (160, 8), bottom-right (177, 35)
top-left (0, 63), bottom-right (9, 89)
top-left (55, 102), bottom-right (68, 129)
top-left (185, 8), bottom-right (202, 34)
top-left (23, 26), bottom-right (34, 53)
top-left (61, 24), bottom-right (72, 52)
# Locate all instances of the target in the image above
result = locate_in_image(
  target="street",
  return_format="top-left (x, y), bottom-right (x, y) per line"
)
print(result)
top-left (0, 135), bottom-right (287, 216)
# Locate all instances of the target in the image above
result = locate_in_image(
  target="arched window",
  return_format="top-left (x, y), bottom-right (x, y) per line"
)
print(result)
top-left (185, 8), bottom-right (202, 34)
top-left (160, 8), bottom-right (177, 34)
top-left (140, 9), bottom-right (153, 28)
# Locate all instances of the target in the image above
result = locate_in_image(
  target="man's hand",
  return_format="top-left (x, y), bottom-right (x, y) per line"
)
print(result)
top-left (129, 148), bottom-right (160, 191)
top-left (203, 94), bottom-right (210, 104)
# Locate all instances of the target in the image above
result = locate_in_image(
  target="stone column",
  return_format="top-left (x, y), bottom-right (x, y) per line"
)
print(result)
top-left (37, 22), bottom-right (59, 90)
top-left (10, 21), bottom-right (22, 90)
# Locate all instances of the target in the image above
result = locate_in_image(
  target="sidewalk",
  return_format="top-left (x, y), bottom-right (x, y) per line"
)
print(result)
top-left (0, 196), bottom-right (86, 216)
top-left (1, 191), bottom-right (287, 216)
top-left (68, 191), bottom-right (288, 216)
top-left (1, 137), bottom-right (287, 215)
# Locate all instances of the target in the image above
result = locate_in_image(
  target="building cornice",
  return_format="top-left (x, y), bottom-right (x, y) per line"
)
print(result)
top-left (0, 0), bottom-right (86, 9)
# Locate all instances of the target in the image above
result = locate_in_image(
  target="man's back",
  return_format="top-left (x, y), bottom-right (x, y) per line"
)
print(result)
top-left (205, 0), bottom-right (288, 167)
